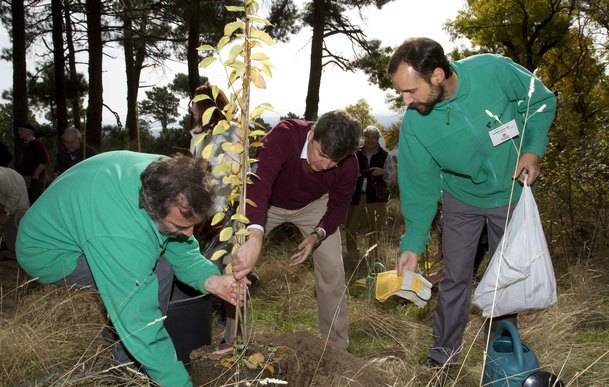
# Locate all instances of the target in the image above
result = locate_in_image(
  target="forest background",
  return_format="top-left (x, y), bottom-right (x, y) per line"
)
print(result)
top-left (1, 0), bottom-right (609, 385)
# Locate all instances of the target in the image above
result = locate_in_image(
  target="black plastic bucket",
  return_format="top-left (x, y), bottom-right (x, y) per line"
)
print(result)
top-left (165, 294), bottom-right (212, 364)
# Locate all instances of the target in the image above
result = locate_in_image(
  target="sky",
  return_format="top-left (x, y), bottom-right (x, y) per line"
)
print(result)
top-left (0, 0), bottom-right (467, 129)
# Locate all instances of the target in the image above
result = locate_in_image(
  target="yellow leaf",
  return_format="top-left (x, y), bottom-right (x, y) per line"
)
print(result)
top-left (202, 106), bottom-right (216, 127)
top-left (250, 28), bottom-right (274, 45)
top-left (264, 364), bottom-right (275, 374)
top-left (251, 68), bottom-right (266, 89)
top-left (211, 85), bottom-right (220, 101)
top-left (202, 143), bottom-right (215, 160)
top-left (261, 63), bottom-right (273, 78)
top-left (220, 356), bottom-right (235, 368)
top-left (210, 212), bottom-right (225, 226)
top-left (248, 352), bottom-right (265, 366)
top-left (222, 142), bottom-right (245, 154)
top-left (197, 44), bottom-right (214, 52)
top-left (212, 120), bottom-right (230, 135)
top-left (249, 130), bottom-right (266, 137)
top-left (250, 141), bottom-right (263, 148)
top-left (192, 93), bottom-right (211, 103)
top-left (217, 36), bottom-right (230, 50)
top-left (219, 227), bottom-right (233, 242)
top-left (230, 161), bottom-right (240, 174)
top-left (224, 262), bottom-right (233, 274)
top-left (231, 213), bottom-right (249, 223)
top-left (223, 175), bottom-right (241, 187)
top-left (251, 102), bottom-right (274, 118)
top-left (225, 5), bottom-right (245, 12)
top-left (212, 163), bottom-right (230, 177)
top-left (251, 52), bottom-right (269, 61)
top-left (199, 56), bottom-right (216, 69)
top-left (210, 249), bottom-right (227, 261)
top-left (246, 198), bottom-right (257, 207)
top-left (228, 44), bottom-right (243, 63)
top-left (224, 20), bottom-right (244, 37)
top-left (192, 132), bottom-right (207, 148)
top-left (244, 359), bottom-right (257, 370)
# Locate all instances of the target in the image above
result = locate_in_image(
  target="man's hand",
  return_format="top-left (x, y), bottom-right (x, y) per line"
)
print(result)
top-left (290, 233), bottom-right (319, 265)
top-left (204, 274), bottom-right (250, 306)
top-left (232, 228), bottom-right (263, 280)
top-left (514, 152), bottom-right (540, 184)
top-left (369, 167), bottom-right (386, 176)
top-left (397, 250), bottom-right (418, 275)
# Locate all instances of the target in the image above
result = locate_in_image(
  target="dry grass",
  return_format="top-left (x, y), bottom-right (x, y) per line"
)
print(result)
top-left (1, 222), bottom-right (608, 386)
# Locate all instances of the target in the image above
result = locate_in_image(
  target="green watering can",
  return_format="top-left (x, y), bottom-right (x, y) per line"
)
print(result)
top-left (483, 320), bottom-right (539, 387)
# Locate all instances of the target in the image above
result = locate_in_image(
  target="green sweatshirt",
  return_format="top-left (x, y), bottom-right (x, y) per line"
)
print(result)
top-left (16, 151), bottom-right (219, 387)
top-left (398, 54), bottom-right (556, 254)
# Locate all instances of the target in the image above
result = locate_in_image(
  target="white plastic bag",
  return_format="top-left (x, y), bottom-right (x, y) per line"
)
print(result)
top-left (473, 181), bottom-right (557, 317)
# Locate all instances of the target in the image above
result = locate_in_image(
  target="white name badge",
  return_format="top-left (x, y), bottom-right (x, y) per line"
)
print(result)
top-left (489, 119), bottom-right (519, 147)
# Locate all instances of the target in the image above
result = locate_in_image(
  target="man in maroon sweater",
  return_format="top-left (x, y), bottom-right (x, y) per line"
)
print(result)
top-left (233, 110), bottom-right (360, 349)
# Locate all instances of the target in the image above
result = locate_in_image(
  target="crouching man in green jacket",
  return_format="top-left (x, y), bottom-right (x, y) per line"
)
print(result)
top-left (16, 151), bottom-right (245, 387)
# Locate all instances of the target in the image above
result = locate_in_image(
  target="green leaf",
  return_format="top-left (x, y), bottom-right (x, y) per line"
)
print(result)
top-left (261, 64), bottom-right (273, 78)
top-left (211, 85), bottom-right (220, 101)
top-left (224, 20), bottom-right (244, 37)
top-left (202, 106), bottom-right (216, 127)
top-left (219, 227), bottom-right (234, 242)
top-left (225, 5), bottom-right (245, 12)
top-left (249, 130), bottom-right (266, 137)
top-left (199, 56), bottom-right (217, 69)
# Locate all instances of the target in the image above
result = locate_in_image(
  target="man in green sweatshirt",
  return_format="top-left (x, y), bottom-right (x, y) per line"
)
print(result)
top-left (16, 151), bottom-right (243, 387)
top-left (387, 38), bottom-right (556, 367)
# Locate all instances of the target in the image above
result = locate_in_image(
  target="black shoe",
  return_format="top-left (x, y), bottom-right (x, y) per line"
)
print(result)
top-left (422, 357), bottom-right (444, 369)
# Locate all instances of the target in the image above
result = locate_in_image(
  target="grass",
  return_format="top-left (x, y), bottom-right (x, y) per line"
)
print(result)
top-left (1, 212), bottom-right (609, 386)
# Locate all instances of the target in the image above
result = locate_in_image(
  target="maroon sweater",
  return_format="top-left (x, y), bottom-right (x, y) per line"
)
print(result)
top-left (246, 119), bottom-right (358, 235)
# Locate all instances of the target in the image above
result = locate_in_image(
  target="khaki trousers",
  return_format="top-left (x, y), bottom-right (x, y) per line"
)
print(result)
top-left (265, 195), bottom-right (349, 349)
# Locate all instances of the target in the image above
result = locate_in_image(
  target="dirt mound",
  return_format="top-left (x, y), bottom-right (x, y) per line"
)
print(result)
top-left (190, 331), bottom-right (391, 386)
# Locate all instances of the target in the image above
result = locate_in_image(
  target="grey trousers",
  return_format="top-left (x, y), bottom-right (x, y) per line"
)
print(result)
top-left (429, 192), bottom-right (515, 364)
top-left (56, 255), bottom-right (174, 363)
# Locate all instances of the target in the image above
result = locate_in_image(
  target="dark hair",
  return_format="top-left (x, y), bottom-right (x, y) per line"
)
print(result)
top-left (192, 83), bottom-right (229, 131)
top-left (139, 155), bottom-right (212, 221)
top-left (387, 37), bottom-right (452, 80)
top-left (313, 110), bottom-right (361, 161)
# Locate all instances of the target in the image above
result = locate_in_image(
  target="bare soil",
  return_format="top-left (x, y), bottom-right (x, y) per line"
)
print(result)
top-left (189, 331), bottom-right (391, 387)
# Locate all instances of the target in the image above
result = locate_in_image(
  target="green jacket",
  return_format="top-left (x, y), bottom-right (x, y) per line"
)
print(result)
top-left (398, 54), bottom-right (556, 254)
top-left (16, 151), bottom-right (219, 387)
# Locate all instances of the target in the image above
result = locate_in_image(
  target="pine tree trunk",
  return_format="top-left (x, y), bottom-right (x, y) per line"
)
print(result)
top-left (86, 0), bottom-right (103, 149)
top-left (64, 0), bottom-right (82, 130)
top-left (52, 0), bottom-right (68, 139)
top-left (304, 0), bottom-right (325, 121)
top-left (187, 0), bottom-right (201, 98)
top-left (11, 0), bottom-right (28, 160)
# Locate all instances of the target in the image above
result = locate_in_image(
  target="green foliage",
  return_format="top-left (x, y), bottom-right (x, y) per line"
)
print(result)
top-left (138, 86), bottom-right (180, 131)
top-left (345, 98), bottom-right (383, 130)
top-left (445, 0), bottom-right (575, 70)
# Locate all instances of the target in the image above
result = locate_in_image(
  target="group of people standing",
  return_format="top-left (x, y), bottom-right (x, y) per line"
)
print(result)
top-left (11, 36), bottom-right (556, 386)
